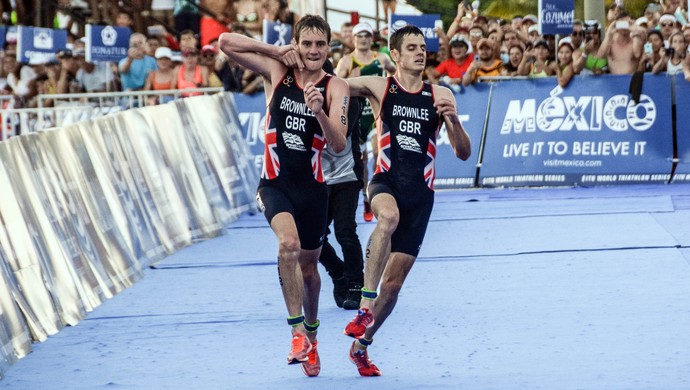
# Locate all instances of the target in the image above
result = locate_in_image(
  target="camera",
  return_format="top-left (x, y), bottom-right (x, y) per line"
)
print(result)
top-left (666, 47), bottom-right (675, 56)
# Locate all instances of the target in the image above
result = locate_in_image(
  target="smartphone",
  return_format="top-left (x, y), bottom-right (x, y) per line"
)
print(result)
top-left (666, 47), bottom-right (676, 56)
top-left (644, 42), bottom-right (653, 54)
top-left (434, 19), bottom-right (443, 31)
top-left (615, 20), bottom-right (629, 30)
top-left (147, 25), bottom-right (165, 36)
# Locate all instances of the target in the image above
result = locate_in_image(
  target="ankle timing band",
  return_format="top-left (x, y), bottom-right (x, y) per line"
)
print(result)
top-left (358, 337), bottom-right (373, 346)
top-left (304, 320), bottom-right (320, 333)
top-left (287, 315), bottom-right (304, 327)
top-left (361, 288), bottom-right (377, 300)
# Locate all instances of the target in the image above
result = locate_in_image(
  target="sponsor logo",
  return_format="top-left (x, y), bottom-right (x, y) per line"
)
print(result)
top-left (33, 28), bottom-right (53, 49)
top-left (101, 26), bottom-right (117, 46)
top-left (283, 75), bottom-right (294, 86)
top-left (256, 193), bottom-right (265, 212)
top-left (396, 134), bottom-right (422, 153)
top-left (422, 91), bottom-right (432, 96)
top-left (500, 94), bottom-right (656, 134)
top-left (283, 132), bottom-right (306, 151)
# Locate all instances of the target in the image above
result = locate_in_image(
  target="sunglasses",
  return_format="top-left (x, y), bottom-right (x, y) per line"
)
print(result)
top-left (355, 33), bottom-right (372, 39)
top-left (661, 23), bottom-right (674, 27)
top-left (572, 31), bottom-right (584, 37)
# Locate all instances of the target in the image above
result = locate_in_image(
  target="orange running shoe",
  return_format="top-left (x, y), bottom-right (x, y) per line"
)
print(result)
top-left (363, 199), bottom-right (374, 222)
top-left (349, 341), bottom-right (381, 376)
top-left (344, 308), bottom-right (374, 339)
top-left (287, 332), bottom-right (311, 364)
top-left (300, 340), bottom-right (320, 377)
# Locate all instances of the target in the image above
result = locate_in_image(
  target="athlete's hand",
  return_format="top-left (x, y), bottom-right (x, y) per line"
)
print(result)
top-left (304, 82), bottom-right (324, 114)
top-left (279, 44), bottom-right (304, 70)
top-left (434, 97), bottom-right (458, 118)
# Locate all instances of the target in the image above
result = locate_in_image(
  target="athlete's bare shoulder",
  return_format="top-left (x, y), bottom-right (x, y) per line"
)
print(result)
top-left (431, 83), bottom-right (455, 103)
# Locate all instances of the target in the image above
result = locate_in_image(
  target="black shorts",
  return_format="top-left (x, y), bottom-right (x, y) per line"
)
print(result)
top-left (367, 173), bottom-right (434, 257)
top-left (257, 178), bottom-right (328, 250)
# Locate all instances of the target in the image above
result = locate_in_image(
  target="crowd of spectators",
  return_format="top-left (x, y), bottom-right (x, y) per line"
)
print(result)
top-left (2, 0), bottom-right (690, 111)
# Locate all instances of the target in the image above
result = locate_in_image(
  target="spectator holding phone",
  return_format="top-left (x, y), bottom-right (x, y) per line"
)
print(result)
top-left (462, 38), bottom-right (504, 86)
top-left (119, 33), bottom-right (158, 91)
top-left (597, 13), bottom-right (645, 75)
top-left (653, 32), bottom-right (687, 75)
top-left (519, 39), bottom-right (553, 78)
top-left (639, 30), bottom-right (664, 72)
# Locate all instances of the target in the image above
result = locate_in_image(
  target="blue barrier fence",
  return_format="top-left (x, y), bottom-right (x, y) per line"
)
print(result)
top-left (233, 73), bottom-right (686, 189)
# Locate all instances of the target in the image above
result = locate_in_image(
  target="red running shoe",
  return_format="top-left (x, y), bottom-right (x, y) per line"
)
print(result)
top-left (344, 308), bottom-right (374, 339)
top-left (301, 340), bottom-right (320, 377)
top-left (349, 341), bottom-right (381, 376)
top-left (287, 332), bottom-right (311, 364)
top-left (363, 199), bottom-right (374, 222)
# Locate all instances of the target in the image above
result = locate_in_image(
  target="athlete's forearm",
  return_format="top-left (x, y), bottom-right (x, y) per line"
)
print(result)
top-left (316, 108), bottom-right (347, 153)
top-left (445, 115), bottom-right (471, 161)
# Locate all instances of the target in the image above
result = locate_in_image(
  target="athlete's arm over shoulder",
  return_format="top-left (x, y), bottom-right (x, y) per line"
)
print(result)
top-left (346, 75), bottom-right (387, 106)
top-left (317, 76), bottom-right (349, 153)
top-left (432, 85), bottom-right (471, 160)
top-left (218, 33), bottom-right (294, 84)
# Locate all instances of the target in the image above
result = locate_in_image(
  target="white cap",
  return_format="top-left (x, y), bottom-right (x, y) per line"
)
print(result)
top-left (352, 22), bottom-right (374, 36)
top-left (636, 17), bottom-right (649, 26)
top-left (155, 46), bottom-right (173, 59)
top-left (557, 37), bottom-right (574, 50)
top-left (522, 14), bottom-right (538, 25)
top-left (528, 24), bottom-right (540, 34)
top-left (659, 14), bottom-right (677, 25)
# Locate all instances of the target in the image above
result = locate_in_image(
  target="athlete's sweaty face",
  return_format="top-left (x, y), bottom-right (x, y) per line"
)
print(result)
top-left (296, 28), bottom-right (329, 72)
top-left (392, 33), bottom-right (426, 72)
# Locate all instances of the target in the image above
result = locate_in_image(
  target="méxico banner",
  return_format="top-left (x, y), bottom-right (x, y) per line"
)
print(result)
top-left (479, 74), bottom-right (674, 186)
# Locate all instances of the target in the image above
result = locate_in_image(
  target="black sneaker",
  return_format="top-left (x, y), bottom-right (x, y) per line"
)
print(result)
top-left (333, 276), bottom-right (348, 308)
top-left (343, 285), bottom-right (362, 310)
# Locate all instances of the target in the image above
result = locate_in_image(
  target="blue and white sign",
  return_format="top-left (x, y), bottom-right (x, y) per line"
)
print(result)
top-left (232, 92), bottom-right (268, 172)
top-left (479, 75), bottom-right (673, 186)
top-left (263, 21), bottom-right (292, 46)
top-left (16, 26), bottom-right (67, 64)
top-left (539, 0), bottom-right (575, 36)
top-left (389, 14), bottom-right (442, 52)
top-left (85, 24), bottom-right (130, 63)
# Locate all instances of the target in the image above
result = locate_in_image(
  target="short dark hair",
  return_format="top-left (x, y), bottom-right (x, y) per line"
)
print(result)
top-left (294, 15), bottom-right (331, 43)
top-left (647, 30), bottom-right (663, 41)
top-left (389, 25), bottom-right (423, 52)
